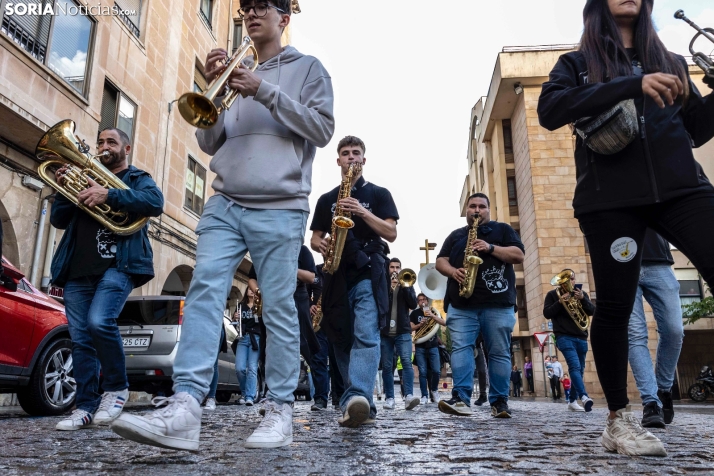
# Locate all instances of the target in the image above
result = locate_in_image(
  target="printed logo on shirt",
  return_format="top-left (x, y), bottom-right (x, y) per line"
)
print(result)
top-left (610, 237), bottom-right (637, 263)
top-left (330, 201), bottom-right (372, 215)
top-left (96, 228), bottom-right (117, 259)
top-left (483, 265), bottom-right (509, 293)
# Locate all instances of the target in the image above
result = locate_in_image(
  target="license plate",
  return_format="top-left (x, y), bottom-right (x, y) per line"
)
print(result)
top-left (122, 337), bottom-right (150, 348)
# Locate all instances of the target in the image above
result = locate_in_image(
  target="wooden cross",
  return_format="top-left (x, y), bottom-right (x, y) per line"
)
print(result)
top-left (420, 239), bottom-right (437, 268)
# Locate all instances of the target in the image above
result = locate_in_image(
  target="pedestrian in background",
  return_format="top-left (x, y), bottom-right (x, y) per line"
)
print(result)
top-left (510, 365), bottom-right (522, 397)
top-left (562, 374), bottom-right (572, 403)
top-left (524, 356), bottom-right (534, 393)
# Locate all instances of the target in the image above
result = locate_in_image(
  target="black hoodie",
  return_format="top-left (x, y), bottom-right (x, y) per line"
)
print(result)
top-left (538, 51), bottom-right (714, 217)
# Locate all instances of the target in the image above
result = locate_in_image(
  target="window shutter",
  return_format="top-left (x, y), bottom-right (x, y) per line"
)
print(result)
top-left (99, 83), bottom-right (118, 132)
top-left (1, 0), bottom-right (54, 61)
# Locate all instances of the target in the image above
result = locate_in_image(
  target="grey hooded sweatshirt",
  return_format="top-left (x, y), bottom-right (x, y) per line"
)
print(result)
top-left (196, 46), bottom-right (335, 212)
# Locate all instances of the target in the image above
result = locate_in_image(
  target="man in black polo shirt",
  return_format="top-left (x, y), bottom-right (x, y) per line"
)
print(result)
top-left (381, 258), bottom-right (418, 410)
top-left (543, 269), bottom-right (596, 413)
top-left (310, 135), bottom-right (398, 427)
top-left (435, 193), bottom-right (524, 418)
top-left (410, 293), bottom-right (446, 404)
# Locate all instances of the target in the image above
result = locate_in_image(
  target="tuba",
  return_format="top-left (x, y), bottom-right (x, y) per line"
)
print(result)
top-left (550, 271), bottom-right (590, 331)
top-left (178, 36), bottom-right (259, 129)
top-left (36, 120), bottom-right (148, 236)
top-left (459, 214), bottom-right (483, 298)
top-left (413, 305), bottom-right (441, 344)
top-left (323, 162), bottom-right (362, 274)
top-left (675, 10), bottom-right (714, 79)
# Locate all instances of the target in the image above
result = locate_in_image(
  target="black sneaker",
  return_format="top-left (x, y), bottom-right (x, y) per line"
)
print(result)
top-left (641, 401), bottom-right (665, 429)
top-left (438, 397), bottom-right (473, 416)
top-left (657, 390), bottom-right (674, 425)
top-left (474, 394), bottom-right (488, 406)
top-left (311, 398), bottom-right (327, 411)
top-left (490, 398), bottom-right (512, 418)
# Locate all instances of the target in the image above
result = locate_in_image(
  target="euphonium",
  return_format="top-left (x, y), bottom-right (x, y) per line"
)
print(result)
top-left (413, 305), bottom-right (441, 344)
top-left (36, 120), bottom-right (148, 236)
top-left (323, 162), bottom-right (362, 274)
top-left (550, 271), bottom-right (590, 331)
top-left (458, 214), bottom-right (483, 298)
top-left (178, 36), bottom-right (259, 129)
top-left (675, 10), bottom-right (714, 79)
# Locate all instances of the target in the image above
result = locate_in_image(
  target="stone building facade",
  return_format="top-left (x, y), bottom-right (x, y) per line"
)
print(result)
top-left (461, 46), bottom-right (714, 399)
top-left (0, 0), bottom-right (301, 310)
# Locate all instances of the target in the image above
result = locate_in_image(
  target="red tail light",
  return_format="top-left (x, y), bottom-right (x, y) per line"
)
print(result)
top-left (179, 300), bottom-right (184, 325)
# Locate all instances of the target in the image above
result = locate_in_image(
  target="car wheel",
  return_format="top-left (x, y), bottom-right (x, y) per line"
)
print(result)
top-left (215, 391), bottom-right (232, 403)
top-left (17, 338), bottom-right (76, 416)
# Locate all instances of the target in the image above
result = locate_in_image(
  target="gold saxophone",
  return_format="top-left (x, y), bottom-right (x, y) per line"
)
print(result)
top-left (458, 215), bottom-right (483, 298)
top-left (323, 162), bottom-right (362, 274)
top-left (312, 297), bottom-right (323, 332)
top-left (550, 271), bottom-right (590, 331)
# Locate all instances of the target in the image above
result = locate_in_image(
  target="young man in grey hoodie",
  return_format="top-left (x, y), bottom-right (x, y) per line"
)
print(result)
top-left (112, 0), bottom-right (334, 451)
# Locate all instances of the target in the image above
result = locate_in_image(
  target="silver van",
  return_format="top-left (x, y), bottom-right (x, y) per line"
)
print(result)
top-left (118, 296), bottom-right (241, 402)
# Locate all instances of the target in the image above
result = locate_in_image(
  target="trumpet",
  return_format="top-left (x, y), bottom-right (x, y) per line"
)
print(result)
top-left (178, 36), bottom-right (259, 129)
top-left (675, 10), bottom-right (714, 79)
top-left (397, 268), bottom-right (416, 287)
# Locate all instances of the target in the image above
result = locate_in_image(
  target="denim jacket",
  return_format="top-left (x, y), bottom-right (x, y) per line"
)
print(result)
top-left (50, 165), bottom-right (164, 288)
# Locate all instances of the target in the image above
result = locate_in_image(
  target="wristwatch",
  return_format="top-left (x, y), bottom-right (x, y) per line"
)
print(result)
top-left (488, 244), bottom-right (495, 254)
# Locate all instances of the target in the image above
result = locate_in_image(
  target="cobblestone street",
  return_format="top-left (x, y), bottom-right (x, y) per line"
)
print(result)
top-left (2, 397), bottom-right (714, 475)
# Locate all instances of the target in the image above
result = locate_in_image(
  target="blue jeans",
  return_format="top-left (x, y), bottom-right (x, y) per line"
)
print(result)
top-left (63, 269), bottom-right (134, 413)
top-left (380, 333), bottom-right (413, 399)
top-left (415, 347), bottom-right (440, 398)
top-left (448, 306), bottom-right (516, 405)
top-left (311, 329), bottom-right (330, 401)
top-left (173, 195), bottom-right (307, 404)
top-left (235, 335), bottom-right (261, 401)
top-left (555, 335), bottom-right (589, 402)
top-left (628, 263), bottom-right (684, 407)
top-left (332, 279), bottom-right (380, 416)
top-left (207, 327), bottom-right (226, 399)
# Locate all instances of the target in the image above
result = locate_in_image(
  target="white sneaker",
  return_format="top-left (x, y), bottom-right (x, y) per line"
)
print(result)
top-left (204, 398), bottom-right (217, 411)
top-left (238, 397), bottom-right (246, 405)
top-left (56, 409), bottom-right (96, 431)
top-left (338, 396), bottom-right (371, 428)
top-left (405, 394), bottom-right (420, 410)
top-left (568, 401), bottom-right (585, 412)
top-left (431, 391), bottom-right (441, 403)
top-left (94, 388), bottom-right (129, 424)
top-left (245, 400), bottom-right (293, 448)
top-left (420, 396), bottom-right (429, 405)
top-left (383, 398), bottom-right (395, 410)
top-left (111, 392), bottom-right (202, 451)
top-left (581, 395), bottom-right (594, 412)
top-left (600, 407), bottom-right (667, 457)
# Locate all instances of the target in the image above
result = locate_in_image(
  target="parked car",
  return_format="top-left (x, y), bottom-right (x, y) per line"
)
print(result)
top-left (117, 296), bottom-right (241, 402)
top-left (0, 257), bottom-right (74, 415)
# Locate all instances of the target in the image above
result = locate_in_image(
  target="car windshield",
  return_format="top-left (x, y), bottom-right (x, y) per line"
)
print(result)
top-left (117, 300), bottom-right (181, 326)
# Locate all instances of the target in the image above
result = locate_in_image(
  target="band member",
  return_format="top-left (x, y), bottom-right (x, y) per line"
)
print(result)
top-left (51, 128), bottom-right (163, 430)
top-left (410, 293), bottom-right (446, 405)
top-left (310, 136), bottom-right (398, 427)
top-left (381, 258), bottom-right (418, 410)
top-left (628, 230), bottom-right (683, 428)
top-left (435, 193), bottom-right (524, 418)
top-left (543, 269), bottom-right (595, 412)
top-left (112, 0), bottom-right (334, 451)
top-left (232, 289), bottom-right (261, 406)
top-left (538, 0), bottom-right (714, 456)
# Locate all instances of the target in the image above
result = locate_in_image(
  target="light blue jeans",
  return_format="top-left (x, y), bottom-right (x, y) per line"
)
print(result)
top-left (333, 279), bottom-right (380, 417)
top-left (555, 335), bottom-right (589, 402)
top-left (380, 333), bottom-right (414, 399)
top-left (235, 335), bottom-right (261, 402)
top-left (448, 305), bottom-right (516, 405)
top-left (628, 264), bottom-right (684, 407)
top-left (173, 195), bottom-right (307, 404)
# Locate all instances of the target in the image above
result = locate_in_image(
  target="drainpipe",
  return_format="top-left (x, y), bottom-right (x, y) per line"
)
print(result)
top-left (40, 224), bottom-right (57, 291)
top-left (30, 197), bottom-right (48, 287)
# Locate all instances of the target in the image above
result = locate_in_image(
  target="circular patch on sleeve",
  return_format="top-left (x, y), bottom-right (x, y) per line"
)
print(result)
top-left (610, 237), bottom-right (637, 262)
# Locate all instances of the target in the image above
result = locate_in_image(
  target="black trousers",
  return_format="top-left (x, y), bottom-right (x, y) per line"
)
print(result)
top-left (578, 190), bottom-right (714, 411)
top-left (550, 376), bottom-right (561, 399)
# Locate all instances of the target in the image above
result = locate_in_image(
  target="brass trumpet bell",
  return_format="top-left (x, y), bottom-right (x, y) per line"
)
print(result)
top-left (397, 268), bottom-right (416, 287)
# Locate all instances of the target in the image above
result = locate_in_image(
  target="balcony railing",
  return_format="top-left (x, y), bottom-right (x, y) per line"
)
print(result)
top-left (1, 16), bottom-right (47, 62)
top-left (115, 2), bottom-right (140, 37)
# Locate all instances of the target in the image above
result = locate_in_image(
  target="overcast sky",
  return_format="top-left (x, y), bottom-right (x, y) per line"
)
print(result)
top-left (290, 0), bottom-right (712, 293)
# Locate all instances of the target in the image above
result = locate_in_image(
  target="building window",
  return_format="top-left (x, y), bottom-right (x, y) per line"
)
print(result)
top-left (506, 170), bottom-right (518, 216)
top-left (1, 0), bottom-right (95, 96)
top-left (232, 20), bottom-right (243, 54)
top-left (503, 119), bottom-right (514, 163)
top-left (99, 81), bottom-right (136, 144)
top-left (479, 162), bottom-right (485, 190)
top-left (185, 157), bottom-right (206, 216)
top-left (675, 269), bottom-right (702, 306)
top-left (199, 0), bottom-right (213, 28)
top-left (516, 285), bottom-right (528, 329)
top-left (114, 0), bottom-right (142, 37)
top-left (194, 62), bottom-right (207, 93)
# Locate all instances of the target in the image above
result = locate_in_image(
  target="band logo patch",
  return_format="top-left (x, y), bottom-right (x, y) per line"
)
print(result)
top-left (610, 237), bottom-right (637, 263)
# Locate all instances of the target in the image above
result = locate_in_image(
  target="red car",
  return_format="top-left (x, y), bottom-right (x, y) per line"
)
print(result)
top-left (0, 257), bottom-right (75, 415)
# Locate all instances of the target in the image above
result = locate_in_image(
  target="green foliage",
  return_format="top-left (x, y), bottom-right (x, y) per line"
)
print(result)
top-left (682, 296), bottom-right (714, 325)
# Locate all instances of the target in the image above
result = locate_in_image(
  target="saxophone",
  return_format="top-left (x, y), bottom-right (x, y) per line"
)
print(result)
top-left (550, 271), bottom-right (590, 331)
top-left (323, 162), bottom-right (362, 274)
top-left (458, 214), bottom-right (483, 298)
top-left (312, 297), bottom-right (323, 332)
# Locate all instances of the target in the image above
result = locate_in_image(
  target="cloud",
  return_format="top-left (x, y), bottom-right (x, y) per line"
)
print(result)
top-left (48, 50), bottom-right (87, 78)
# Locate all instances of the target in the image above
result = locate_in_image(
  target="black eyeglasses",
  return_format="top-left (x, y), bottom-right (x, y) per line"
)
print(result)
top-left (238, 3), bottom-right (286, 19)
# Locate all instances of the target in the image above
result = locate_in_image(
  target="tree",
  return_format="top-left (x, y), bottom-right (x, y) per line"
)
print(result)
top-left (682, 283), bottom-right (714, 325)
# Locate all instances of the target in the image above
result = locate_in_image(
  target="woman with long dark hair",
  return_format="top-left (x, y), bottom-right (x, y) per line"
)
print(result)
top-left (538, 0), bottom-right (714, 457)
top-left (234, 288), bottom-right (261, 406)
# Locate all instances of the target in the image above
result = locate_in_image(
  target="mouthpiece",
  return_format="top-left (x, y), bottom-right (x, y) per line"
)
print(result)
top-left (674, 9), bottom-right (685, 20)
